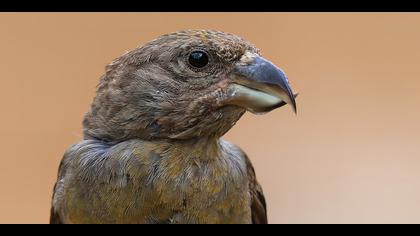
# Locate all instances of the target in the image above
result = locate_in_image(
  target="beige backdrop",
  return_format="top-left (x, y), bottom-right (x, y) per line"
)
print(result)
top-left (1, 13), bottom-right (420, 224)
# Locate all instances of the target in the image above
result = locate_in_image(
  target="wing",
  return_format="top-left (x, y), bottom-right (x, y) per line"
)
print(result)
top-left (50, 194), bottom-right (63, 224)
top-left (244, 154), bottom-right (268, 224)
top-left (50, 155), bottom-right (67, 224)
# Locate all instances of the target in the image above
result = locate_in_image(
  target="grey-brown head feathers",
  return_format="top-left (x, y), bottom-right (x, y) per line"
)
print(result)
top-left (83, 30), bottom-right (258, 142)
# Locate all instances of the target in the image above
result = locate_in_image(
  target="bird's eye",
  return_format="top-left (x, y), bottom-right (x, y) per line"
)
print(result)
top-left (188, 50), bottom-right (209, 68)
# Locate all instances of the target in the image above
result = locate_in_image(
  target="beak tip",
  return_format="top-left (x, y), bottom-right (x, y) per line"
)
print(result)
top-left (290, 92), bottom-right (298, 115)
top-left (291, 101), bottom-right (297, 115)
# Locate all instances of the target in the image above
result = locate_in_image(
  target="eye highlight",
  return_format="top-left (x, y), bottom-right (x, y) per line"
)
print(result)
top-left (188, 50), bottom-right (209, 68)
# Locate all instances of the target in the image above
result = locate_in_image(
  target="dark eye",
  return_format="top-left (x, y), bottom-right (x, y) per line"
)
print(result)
top-left (188, 50), bottom-right (209, 68)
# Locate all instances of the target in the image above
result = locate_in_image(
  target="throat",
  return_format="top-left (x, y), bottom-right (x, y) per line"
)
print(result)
top-left (165, 137), bottom-right (222, 161)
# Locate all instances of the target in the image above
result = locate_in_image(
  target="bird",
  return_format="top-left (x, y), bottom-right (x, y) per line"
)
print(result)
top-left (50, 29), bottom-right (297, 224)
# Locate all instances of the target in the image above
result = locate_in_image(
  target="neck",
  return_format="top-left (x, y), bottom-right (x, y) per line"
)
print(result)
top-left (85, 133), bottom-right (225, 162)
top-left (160, 136), bottom-right (222, 160)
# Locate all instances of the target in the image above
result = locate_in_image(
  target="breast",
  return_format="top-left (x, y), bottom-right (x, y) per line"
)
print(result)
top-left (56, 138), bottom-right (253, 223)
top-left (141, 139), bottom-right (252, 223)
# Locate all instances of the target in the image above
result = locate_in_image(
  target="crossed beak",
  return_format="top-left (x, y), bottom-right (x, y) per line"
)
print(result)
top-left (225, 52), bottom-right (297, 114)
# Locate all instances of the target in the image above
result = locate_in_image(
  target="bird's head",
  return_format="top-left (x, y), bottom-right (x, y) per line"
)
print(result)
top-left (83, 30), bottom-right (297, 142)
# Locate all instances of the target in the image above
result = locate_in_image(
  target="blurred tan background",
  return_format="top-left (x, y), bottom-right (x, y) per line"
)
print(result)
top-left (1, 13), bottom-right (420, 224)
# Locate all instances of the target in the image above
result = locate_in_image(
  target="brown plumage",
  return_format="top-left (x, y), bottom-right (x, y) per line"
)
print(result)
top-left (50, 30), bottom-right (296, 224)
